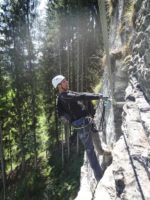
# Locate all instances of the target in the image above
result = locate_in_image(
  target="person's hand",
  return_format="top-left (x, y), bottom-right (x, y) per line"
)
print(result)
top-left (99, 93), bottom-right (103, 99)
top-left (99, 93), bottom-right (109, 101)
top-left (102, 96), bottom-right (109, 101)
top-left (103, 96), bottom-right (111, 107)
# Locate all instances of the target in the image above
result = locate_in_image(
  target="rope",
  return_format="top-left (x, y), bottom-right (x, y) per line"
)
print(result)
top-left (123, 127), bottom-right (146, 200)
top-left (98, 100), bottom-right (107, 143)
top-left (98, 0), bottom-right (114, 146)
top-left (98, 100), bottom-right (106, 132)
top-left (132, 154), bottom-right (150, 180)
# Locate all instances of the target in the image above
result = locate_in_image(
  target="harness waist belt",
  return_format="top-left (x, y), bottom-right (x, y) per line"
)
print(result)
top-left (72, 116), bottom-right (92, 128)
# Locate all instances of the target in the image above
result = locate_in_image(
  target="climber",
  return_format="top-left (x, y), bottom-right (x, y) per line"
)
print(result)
top-left (52, 75), bottom-right (108, 181)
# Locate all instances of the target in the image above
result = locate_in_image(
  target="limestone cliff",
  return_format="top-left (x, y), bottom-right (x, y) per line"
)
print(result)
top-left (75, 0), bottom-right (150, 199)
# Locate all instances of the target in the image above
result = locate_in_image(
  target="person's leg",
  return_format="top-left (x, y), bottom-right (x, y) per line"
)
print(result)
top-left (78, 125), bottom-right (103, 181)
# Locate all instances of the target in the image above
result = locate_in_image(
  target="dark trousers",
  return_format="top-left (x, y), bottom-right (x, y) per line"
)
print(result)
top-left (72, 117), bottom-right (103, 181)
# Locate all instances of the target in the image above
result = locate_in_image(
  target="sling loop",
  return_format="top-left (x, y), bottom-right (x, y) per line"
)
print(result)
top-left (99, 100), bottom-right (106, 132)
top-left (72, 116), bottom-right (93, 130)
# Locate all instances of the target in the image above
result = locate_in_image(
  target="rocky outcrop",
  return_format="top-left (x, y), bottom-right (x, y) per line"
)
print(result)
top-left (75, 0), bottom-right (150, 199)
top-left (94, 79), bottom-right (150, 199)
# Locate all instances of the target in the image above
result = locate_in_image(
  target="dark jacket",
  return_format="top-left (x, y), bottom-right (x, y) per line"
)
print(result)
top-left (57, 91), bottom-right (102, 122)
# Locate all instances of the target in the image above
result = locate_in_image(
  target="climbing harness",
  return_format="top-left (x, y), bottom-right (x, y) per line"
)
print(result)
top-left (59, 96), bottom-right (110, 165)
top-left (72, 97), bottom-right (110, 132)
top-left (72, 116), bottom-right (93, 130)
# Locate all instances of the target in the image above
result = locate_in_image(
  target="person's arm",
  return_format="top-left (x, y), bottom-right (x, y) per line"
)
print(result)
top-left (61, 91), bottom-right (104, 102)
top-left (57, 97), bottom-right (71, 124)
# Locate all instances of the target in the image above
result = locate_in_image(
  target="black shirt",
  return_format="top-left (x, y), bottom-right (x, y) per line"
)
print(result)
top-left (57, 91), bottom-right (101, 122)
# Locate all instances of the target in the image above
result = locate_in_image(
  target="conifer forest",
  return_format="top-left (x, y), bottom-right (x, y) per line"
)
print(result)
top-left (0, 0), bottom-right (104, 199)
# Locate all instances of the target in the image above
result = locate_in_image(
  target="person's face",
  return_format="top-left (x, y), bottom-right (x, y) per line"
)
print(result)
top-left (59, 79), bottom-right (69, 91)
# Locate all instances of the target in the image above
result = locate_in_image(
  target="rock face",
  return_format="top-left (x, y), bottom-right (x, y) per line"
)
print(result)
top-left (75, 0), bottom-right (150, 199)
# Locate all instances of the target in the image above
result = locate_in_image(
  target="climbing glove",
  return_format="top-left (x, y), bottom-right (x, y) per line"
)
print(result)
top-left (103, 96), bottom-right (111, 107)
top-left (103, 96), bottom-right (109, 101)
top-left (99, 93), bottom-right (109, 100)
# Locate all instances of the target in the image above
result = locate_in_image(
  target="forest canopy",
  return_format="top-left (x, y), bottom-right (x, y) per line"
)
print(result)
top-left (0, 0), bottom-right (104, 199)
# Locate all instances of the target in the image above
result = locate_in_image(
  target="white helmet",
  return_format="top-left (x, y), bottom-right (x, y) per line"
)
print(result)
top-left (52, 75), bottom-right (65, 88)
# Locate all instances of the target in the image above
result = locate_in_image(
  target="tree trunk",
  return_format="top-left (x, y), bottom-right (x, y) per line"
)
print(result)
top-left (58, 38), bottom-right (62, 73)
top-left (55, 95), bottom-right (59, 145)
top-left (26, 1), bottom-right (38, 169)
top-left (67, 42), bottom-right (70, 80)
top-left (76, 0), bottom-right (80, 91)
top-left (81, 39), bottom-right (84, 91)
top-left (0, 123), bottom-right (6, 200)
top-left (8, 132), bottom-right (13, 173)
